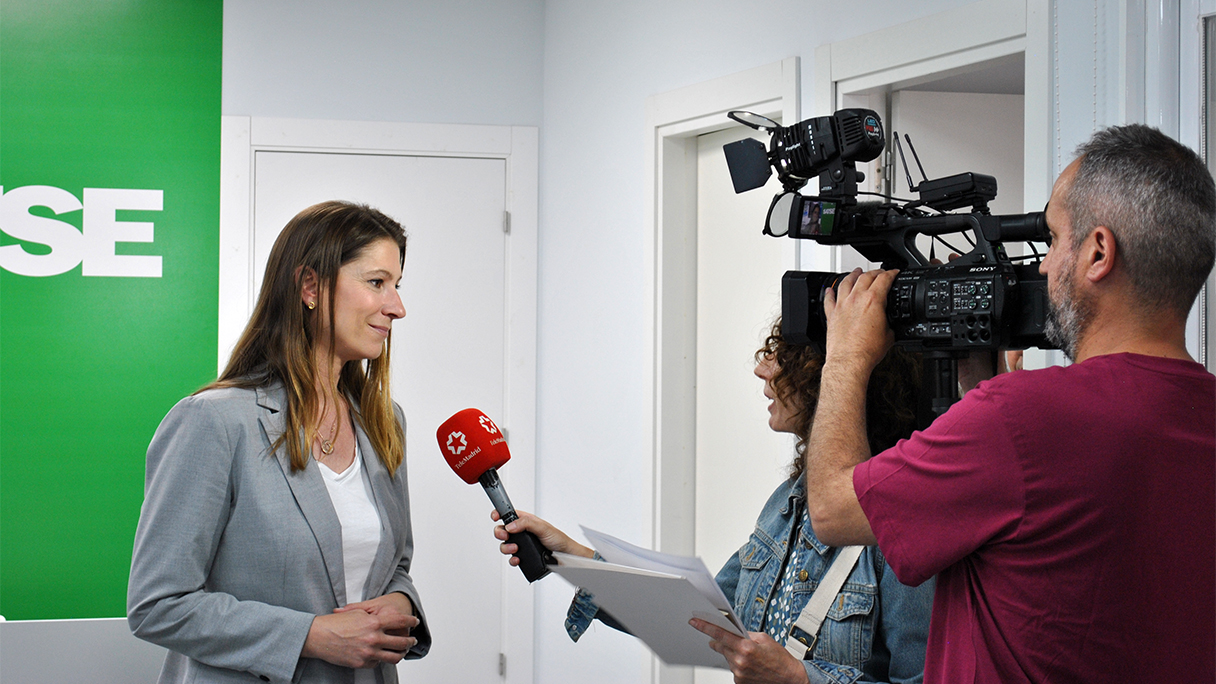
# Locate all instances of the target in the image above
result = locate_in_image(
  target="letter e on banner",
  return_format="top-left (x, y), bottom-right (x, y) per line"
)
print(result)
top-left (0, 185), bottom-right (85, 276)
top-left (82, 188), bottom-right (163, 277)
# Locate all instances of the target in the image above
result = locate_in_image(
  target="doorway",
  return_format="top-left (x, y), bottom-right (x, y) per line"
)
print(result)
top-left (837, 62), bottom-right (1028, 276)
top-left (251, 149), bottom-right (509, 684)
top-left (646, 56), bottom-right (800, 684)
top-left (649, 4), bottom-right (1053, 683)
top-left (815, 0), bottom-right (1054, 367)
top-left (219, 118), bottom-right (539, 684)
top-left (692, 124), bottom-right (794, 587)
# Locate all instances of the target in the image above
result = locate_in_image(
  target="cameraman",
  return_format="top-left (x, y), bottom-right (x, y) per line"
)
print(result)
top-left (803, 124), bottom-right (1215, 683)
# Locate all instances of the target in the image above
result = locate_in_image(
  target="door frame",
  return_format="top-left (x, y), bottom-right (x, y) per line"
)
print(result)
top-left (815, 0), bottom-right (1054, 367)
top-left (815, 0), bottom-right (1052, 214)
top-left (219, 117), bottom-right (538, 684)
top-left (643, 57), bottom-right (800, 684)
top-left (646, 6), bottom-right (1053, 682)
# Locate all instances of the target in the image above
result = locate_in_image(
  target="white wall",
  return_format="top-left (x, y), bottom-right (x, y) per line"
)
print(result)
top-left (532, 4), bottom-right (978, 681)
top-left (222, 0), bottom-right (544, 126)
top-left (219, 2), bottom-right (1195, 684)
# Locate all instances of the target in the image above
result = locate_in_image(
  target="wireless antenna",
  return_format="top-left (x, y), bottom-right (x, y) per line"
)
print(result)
top-left (893, 133), bottom-right (914, 192)
top-left (905, 133), bottom-right (930, 185)
top-left (895, 132), bottom-right (931, 193)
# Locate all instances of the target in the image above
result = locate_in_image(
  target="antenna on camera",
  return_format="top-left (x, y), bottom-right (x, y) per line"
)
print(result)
top-left (892, 131), bottom-right (930, 193)
top-left (894, 130), bottom-right (998, 213)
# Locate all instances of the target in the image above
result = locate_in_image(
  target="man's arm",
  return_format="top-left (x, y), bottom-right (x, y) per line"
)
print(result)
top-left (805, 268), bottom-right (899, 548)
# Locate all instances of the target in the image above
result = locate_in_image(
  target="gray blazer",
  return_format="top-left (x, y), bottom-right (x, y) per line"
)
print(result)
top-left (128, 383), bottom-right (430, 684)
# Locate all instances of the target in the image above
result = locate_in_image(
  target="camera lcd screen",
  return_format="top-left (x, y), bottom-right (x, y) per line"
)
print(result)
top-left (801, 200), bottom-right (835, 236)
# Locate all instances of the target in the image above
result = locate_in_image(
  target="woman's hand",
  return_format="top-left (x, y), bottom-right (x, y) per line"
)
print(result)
top-left (958, 349), bottom-right (1025, 394)
top-left (305, 593), bottom-right (419, 668)
top-left (338, 592), bottom-right (417, 637)
top-left (302, 609), bottom-right (416, 668)
top-left (1006, 349), bottom-right (1024, 371)
top-left (491, 509), bottom-right (594, 563)
top-left (689, 618), bottom-right (810, 684)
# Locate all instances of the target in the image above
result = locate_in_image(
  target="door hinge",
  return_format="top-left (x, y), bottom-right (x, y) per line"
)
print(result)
top-left (499, 652), bottom-right (507, 677)
top-left (503, 210), bottom-right (511, 235)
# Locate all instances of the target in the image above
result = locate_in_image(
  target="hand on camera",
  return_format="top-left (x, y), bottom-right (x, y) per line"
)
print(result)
top-left (822, 268), bottom-right (898, 374)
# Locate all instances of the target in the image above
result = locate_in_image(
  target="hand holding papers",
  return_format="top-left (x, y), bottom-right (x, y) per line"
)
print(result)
top-left (547, 527), bottom-right (746, 669)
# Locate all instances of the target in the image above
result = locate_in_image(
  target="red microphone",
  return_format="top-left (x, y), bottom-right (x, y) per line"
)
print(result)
top-left (437, 409), bottom-right (553, 582)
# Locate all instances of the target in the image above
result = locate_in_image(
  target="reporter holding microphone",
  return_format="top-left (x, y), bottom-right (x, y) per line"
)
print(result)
top-left (128, 201), bottom-right (430, 684)
top-left (492, 323), bottom-right (933, 684)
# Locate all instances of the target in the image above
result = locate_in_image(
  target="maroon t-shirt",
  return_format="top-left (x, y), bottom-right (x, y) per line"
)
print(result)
top-left (854, 353), bottom-right (1215, 683)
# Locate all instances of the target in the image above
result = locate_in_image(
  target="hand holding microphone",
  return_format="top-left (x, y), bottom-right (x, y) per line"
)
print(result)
top-left (490, 508), bottom-right (594, 565)
top-left (437, 409), bottom-right (555, 582)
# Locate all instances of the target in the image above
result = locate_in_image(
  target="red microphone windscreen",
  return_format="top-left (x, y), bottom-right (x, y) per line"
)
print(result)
top-left (437, 408), bottom-right (511, 484)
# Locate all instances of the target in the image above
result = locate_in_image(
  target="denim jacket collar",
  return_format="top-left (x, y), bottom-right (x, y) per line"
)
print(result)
top-left (781, 475), bottom-right (833, 558)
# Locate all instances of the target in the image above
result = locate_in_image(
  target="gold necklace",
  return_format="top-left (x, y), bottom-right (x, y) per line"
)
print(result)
top-left (319, 416), bottom-right (337, 456)
top-left (318, 399), bottom-right (341, 456)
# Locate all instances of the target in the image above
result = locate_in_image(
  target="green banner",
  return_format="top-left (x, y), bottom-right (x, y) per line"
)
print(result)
top-left (1, 0), bottom-right (222, 619)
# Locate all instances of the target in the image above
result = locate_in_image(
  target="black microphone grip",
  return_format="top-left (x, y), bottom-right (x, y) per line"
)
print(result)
top-left (479, 469), bottom-right (555, 582)
top-left (505, 518), bottom-right (554, 583)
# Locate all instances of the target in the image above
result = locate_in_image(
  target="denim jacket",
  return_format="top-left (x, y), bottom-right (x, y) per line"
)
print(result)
top-left (565, 476), bottom-right (933, 684)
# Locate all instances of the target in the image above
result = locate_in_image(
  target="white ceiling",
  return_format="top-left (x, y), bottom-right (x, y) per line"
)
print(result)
top-left (900, 52), bottom-right (1025, 95)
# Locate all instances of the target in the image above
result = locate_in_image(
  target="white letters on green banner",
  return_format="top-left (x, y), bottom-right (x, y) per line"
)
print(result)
top-left (0, 185), bottom-right (164, 277)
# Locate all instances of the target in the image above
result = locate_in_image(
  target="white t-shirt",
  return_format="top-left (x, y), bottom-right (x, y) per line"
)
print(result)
top-left (318, 442), bottom-right (383, 683)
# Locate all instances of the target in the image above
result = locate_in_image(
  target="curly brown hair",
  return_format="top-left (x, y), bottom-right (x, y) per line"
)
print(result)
top-left (756, 319), bottom-right (921, 479)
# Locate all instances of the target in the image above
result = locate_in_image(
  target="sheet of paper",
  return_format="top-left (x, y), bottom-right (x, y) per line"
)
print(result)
top-left (580, 526), bottom-right (744, 632)
top-left (550, 553), bottom-right (738, 669)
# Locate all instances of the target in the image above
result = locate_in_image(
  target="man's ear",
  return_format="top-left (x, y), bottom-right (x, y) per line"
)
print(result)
top-left (297, 266), bottom-right (319, 307)
top-left (1083, 226), bottom-right (1117, 283)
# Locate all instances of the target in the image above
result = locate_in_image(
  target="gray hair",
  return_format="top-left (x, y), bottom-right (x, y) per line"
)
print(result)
top-left (1064, 124), bottom-right (1216, 316)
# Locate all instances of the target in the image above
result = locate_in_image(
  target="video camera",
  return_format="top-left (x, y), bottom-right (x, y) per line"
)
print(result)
top-left (723, 109), bottom-right (1053, 422)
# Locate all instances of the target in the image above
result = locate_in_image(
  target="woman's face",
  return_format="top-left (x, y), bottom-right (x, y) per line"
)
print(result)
top-left (754, 354), bottom-right (802, 434)
top-left (316, 237), bottom-right (406, 364)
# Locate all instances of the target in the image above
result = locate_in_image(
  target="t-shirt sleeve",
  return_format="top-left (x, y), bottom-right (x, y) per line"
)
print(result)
top-left (853, 377), bottom-right (1027, 587)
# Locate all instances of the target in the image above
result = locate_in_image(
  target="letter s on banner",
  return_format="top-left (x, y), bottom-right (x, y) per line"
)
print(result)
top-left (0, 185), bottom-right (85, 276)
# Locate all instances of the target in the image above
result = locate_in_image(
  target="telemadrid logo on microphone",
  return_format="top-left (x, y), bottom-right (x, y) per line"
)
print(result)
top-left (479, 416), bottom-right (498, 434)
top-left (446, 430), bottom-right (483, 470)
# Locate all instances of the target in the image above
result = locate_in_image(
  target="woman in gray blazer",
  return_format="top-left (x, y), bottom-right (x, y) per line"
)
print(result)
top-left (129, 201), bottom-right (430, 684)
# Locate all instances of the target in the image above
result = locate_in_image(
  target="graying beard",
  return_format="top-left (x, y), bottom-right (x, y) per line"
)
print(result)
top-left (1044, 304), bottom-right (1079, 361)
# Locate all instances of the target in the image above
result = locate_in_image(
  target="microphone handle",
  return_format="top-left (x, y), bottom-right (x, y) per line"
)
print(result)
top-left (508, 528), bottom-right (554, 582)
top-left (479, 469), bottom-right (554, 583)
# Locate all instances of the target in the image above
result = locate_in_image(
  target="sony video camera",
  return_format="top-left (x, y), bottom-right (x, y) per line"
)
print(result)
top-left (723, 109), bottom-right (1053, 420)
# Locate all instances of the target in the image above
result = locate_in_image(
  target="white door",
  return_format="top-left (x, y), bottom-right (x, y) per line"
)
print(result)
top-left (252, 150), bottom-right (509, 684)
top-left (692, 125), bottom-right (797, 684)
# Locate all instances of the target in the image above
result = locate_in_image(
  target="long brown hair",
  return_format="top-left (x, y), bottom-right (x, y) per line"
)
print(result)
top-left (202, 201), bottom-right (408, 473)
top-left (756, 320), bottom-right (920, 480)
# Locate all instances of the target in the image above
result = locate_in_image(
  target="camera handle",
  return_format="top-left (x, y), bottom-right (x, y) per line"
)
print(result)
top-left (918, 351), bottom-right (964, 430)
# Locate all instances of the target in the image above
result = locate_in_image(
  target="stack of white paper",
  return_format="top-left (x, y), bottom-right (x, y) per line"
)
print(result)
top-left (546, 526), bottom-right (746, 669)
